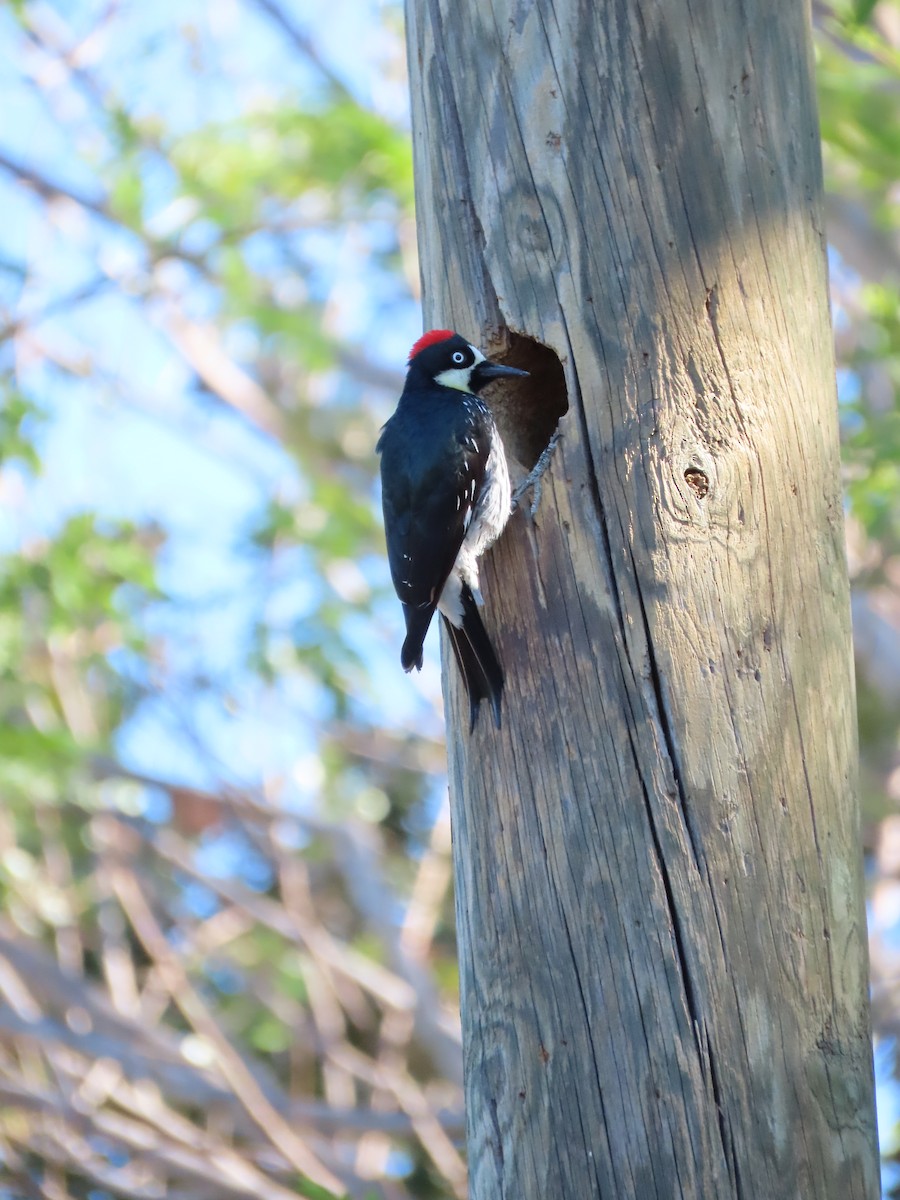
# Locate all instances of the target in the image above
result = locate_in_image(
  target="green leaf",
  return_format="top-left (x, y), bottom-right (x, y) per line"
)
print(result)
top-left (0, 390), bottom-right (45, 473)
top-left (109, 166), bottom-right (145, 225)
top-left (852, 0), bottom-right (879, 26)
top-left (293, 1177), bottom-right (348, 1200)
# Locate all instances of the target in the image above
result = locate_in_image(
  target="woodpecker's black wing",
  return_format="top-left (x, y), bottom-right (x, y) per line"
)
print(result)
top-left (377, 394), bottom-right (490, 671)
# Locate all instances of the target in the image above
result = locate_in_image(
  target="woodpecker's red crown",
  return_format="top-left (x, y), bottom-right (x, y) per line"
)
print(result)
top-left (408, 329), bottom-right (455, 362)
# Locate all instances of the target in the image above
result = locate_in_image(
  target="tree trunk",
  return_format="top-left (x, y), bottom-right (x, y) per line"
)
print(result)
top-left (405, 0), bottom-right (879, 1197)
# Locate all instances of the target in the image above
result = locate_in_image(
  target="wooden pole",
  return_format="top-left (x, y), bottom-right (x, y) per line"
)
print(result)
top-left (405, 0), bottom-right (879, 1196)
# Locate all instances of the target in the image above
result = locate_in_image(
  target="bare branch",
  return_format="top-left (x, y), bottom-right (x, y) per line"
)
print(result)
top-left (105, 850), bottom-right (348, 1197)
top-left (0, 275), bottom-right (111, 344)
top-left (0, 148), bottom-right (207, 273)
top-left (88, 758), bottom-right (465, 1085)
top-left (246, 0), bottom-right (353, 101)
top-left (153, 296), bottom-right (288, 442)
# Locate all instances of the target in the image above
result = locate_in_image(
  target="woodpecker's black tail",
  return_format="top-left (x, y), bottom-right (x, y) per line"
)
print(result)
top-left (441, 586), bottom-right (503, 732)
top-left (401, 604), bottom-right (435, 673)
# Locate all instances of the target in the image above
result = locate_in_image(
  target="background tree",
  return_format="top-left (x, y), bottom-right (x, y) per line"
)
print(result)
top-left (0, 0), bottom-right (897, 1198)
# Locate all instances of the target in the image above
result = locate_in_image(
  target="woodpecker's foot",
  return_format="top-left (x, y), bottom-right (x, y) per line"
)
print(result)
top-left (512, 429), bottom-right (562, 517)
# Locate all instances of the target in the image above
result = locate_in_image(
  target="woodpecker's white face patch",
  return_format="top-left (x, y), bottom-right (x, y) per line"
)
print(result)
top-left (434, 346), bottom-right (485, 393)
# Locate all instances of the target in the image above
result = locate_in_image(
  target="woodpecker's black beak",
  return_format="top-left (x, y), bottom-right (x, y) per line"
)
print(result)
top-left (470, 360), bottom-right (529, 391)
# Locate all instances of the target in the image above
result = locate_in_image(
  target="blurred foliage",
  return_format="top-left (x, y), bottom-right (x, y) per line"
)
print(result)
top-left (815, 5), bottom-right (900, 1192)
top-left (818, 4), bottom-right (900, 571)
top-left (0, 390), bottom-right (43, 473)
top-left (0, 2), bottom-right (454, 1197)
top-left (0, 0), bottom-right (898, 1196)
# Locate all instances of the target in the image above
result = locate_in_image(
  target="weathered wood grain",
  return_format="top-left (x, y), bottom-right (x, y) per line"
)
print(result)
top-left (405, 0), bottom-right (879, 1196)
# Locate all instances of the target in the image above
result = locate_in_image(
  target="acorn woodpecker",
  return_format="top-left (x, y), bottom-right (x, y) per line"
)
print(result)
top-left (377, 329), bottom-right (528, 730)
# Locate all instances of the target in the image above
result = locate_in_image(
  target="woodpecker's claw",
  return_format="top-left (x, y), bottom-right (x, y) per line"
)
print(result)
top-left (512, 428), bottom-right (562, 517)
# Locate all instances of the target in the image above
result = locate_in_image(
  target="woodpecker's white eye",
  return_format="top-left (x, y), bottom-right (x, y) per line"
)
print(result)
top-left (452, 351), bottom-right (465, 364)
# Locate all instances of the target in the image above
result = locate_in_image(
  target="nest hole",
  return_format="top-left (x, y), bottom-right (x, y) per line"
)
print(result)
top-left (484, 330), bottom-right (568, 480)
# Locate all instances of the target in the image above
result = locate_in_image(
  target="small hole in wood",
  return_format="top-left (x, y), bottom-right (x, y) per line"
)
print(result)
top-left (483, 329), bottom-right (568, 477)
top-left (684, 467), bottom-right (709, 499)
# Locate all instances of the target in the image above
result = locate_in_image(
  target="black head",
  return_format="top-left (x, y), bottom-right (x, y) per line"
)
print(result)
top-left (407, 329), bottom-right (528, 394)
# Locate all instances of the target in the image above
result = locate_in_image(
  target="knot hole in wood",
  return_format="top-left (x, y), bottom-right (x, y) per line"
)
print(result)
top-left (485, 330), bottom-right (567, 478)
top-left (684, 467), bottom-right (710, 499)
